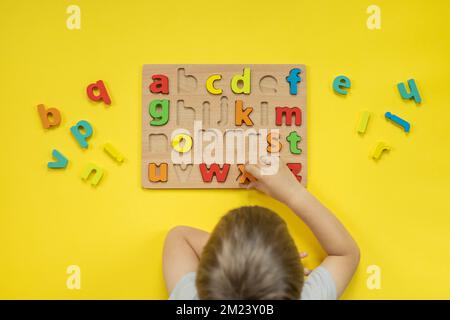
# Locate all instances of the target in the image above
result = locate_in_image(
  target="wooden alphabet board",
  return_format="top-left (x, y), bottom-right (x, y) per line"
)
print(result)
top-left (141, 64), bottom-right (307, 189)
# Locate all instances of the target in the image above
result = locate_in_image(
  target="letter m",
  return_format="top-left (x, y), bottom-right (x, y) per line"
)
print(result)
top-left (275, 107), bottom-right (302, 126)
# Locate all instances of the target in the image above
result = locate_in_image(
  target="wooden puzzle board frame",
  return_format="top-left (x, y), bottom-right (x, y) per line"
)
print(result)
top-left (141, 64), bottom-right (307, 189)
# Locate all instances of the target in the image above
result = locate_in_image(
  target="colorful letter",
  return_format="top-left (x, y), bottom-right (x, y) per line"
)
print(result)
top-left (148, 163), bottom-right (168, 182)
top-left (206, 74), bottom-right (223, 95)
top-left (357, 111), bottom-right (371, 134)
top-left (70, 120), bottom-right (93, 149)
top-left (199, 163), bottom-right (230, 182)
top-left (385, 112), bottom-right (410, 133)
top-left (149, 74), bottom-right (169, 94)
top-left (81, 163), bottom-right (104, 186)
top-left (103, 143), bottom-right (125, 164)
top-left (333, 75), bottom-right (351, 95)
top-left (149, 99), bottom-right (169, 126)
top-left (235, 100), bottom-right (254, 126)
top-left (275, 107), bottom-right (302, 126)
top-left (86, 80), bottom-right (111, 105)
top-left (267, 132), bottom-right (282, 153)
top-left (287, 163), bottom-right (302, 182)
top-left (231, 67), bottom-right (251, 94)
top-left (397, 79), bottom-right (421, 103)
top-left (286, 131), bottom-right (302, 154)
top-left (286, 68), bottom-right (302, 95)
top-left (372, 142), bottom-right (391, 160)
top-left (237, 164), bottom-right (256, 184)
top-left (37, 104), bottom-right (61, 129)
top-left (171, 134), bottom-right (193, 153)
top-left (47, 149), bottom-right (68, 169)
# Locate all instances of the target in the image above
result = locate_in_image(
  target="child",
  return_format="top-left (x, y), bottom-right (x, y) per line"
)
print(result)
top-left (163, 158), bottom-right (360, 300)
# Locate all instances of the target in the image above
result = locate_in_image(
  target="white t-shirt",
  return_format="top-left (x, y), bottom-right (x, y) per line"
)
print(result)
top-left (169, 266), bottom-right (337, 300)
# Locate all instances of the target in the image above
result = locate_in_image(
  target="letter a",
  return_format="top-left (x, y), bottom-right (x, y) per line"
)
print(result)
top-left (149, 74), bottom-right (169, 94)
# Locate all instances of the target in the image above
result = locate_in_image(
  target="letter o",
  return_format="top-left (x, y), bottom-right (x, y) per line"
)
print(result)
top-left (171, 134), bottom-right (193, 153)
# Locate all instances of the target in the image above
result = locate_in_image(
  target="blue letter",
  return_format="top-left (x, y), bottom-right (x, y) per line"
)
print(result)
top-left (397, 79), bottom-right (421, 103)
top-left (286, 68), bottom-right (302, 95)
top-left (333, 75), bottom-right (351, 95)
top-left (70, 120), bottom-right (93, 149)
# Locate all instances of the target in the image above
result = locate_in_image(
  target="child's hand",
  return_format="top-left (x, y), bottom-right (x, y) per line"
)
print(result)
top-left (300, 251), bottom-right (312, 276)
top-left (243, 156), bottom-right (305, 206)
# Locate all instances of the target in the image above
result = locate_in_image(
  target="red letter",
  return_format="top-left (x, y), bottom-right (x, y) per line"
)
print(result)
top-left (199, 163), bottom-right (230, 182)
top-left (86, 80), bottom-right (111, 105)
top-left (149, 74), bottom-right (169, 94)
top-left (37, 104), bottom-right (61, 129)
top-left (275, 107), bottom-right (302, 126)
top-left (287, 163), bottom-right (302, 182)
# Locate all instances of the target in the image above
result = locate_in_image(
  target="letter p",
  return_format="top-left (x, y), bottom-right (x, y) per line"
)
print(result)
top-left (70, 120), bottom-right (93, 149)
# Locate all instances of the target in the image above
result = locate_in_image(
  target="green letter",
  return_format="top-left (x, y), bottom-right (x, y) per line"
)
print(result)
top-left (286, 131), bottom-right (302, 154)
top-left (149, 99), bottom-right (169, 126)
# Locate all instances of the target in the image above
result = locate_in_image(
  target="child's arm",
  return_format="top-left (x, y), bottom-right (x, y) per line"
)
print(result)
top-left (162, 226), bottom-right (209, 293)
top-left (245, 160), bottom-right (360, 298)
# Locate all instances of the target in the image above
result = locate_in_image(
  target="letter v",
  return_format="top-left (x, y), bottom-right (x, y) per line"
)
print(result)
top-left (48, 149), bottom-right (69, 169)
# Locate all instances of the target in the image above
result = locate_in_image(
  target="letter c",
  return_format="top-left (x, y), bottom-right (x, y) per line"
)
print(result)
top-left (206, 74), bottom-right (222, 95)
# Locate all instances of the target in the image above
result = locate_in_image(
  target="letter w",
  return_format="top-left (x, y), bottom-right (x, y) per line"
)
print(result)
top-left (199, 163), bottom-right (230, 182)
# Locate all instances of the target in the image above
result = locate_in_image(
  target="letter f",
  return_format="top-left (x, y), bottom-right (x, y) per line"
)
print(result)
top-left (286, 68), bottom-right (302, 95)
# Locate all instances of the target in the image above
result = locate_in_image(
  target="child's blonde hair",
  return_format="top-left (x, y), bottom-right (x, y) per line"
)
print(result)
top-left (196, 206), bottom-right (304, 299)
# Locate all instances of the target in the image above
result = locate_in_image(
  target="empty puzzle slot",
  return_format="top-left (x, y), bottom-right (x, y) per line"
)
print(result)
top-left (177, 68), bottom-right (198, 93)
top-left (259, 75), bottom-right (278, 93)
top-left (260, 101), bottom-right (268, 126)
top-left (224, 129), bottom-right (246, 164)
top-left (148, 133), bottom-right (168, 153)
top-left (203, 128), bottom-right (224, 164)
top-left (217, 96), bottom-right (228, 126)
top-left (202, 101), bottom-right (210, 126)
top-left (246, 130), bottom-right (260, 164)
top-left (173, 163), bottom-right (193, 183)
top-left (176, 100), bottom-right (197, 126)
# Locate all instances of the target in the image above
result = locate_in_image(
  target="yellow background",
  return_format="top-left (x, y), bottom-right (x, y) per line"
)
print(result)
top-left (1, 0), bottom-right (449, 299)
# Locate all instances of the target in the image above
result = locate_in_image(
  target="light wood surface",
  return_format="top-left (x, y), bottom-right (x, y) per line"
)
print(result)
top-left (142, 64), bottom-right (307, 188)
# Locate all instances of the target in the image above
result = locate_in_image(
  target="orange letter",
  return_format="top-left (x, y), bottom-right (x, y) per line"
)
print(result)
top-left (237, 164), bottom-right (257, 184)
top-left (235, 100), bottom-right (254, 126)
top-left (267, 132), bottom-right (282, 153)
top-left (148, 163), bottom-right (168, 182)
top-left (37, 104), bottom-right (61, 129)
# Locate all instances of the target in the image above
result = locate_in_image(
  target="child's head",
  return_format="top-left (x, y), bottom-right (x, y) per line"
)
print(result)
top-left (196, 206), bottom-right (304, 299)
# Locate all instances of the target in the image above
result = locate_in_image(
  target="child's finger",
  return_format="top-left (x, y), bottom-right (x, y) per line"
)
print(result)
top-left (304, 268), bottom-right (312, 276)
top-left (238, 181), bottom-right (255, 189)
top-left (245, 182), bottom-right (256, 189)
top-left (299, 252), bottom-right (308, 259)
top-left (244, 164), bottom-right (262, 179)
top-left (259, 155), bottom-right (273, 165)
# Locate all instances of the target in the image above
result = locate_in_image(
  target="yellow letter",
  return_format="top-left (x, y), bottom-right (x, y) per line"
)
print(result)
top-left (171, 134), bottom-right (193, 153)
top-left (231, 67), bottom-right (251, 94)
top-left (206, 74), bottom-right (222, 94)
